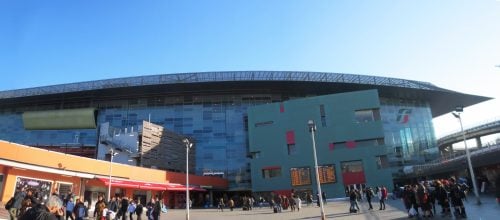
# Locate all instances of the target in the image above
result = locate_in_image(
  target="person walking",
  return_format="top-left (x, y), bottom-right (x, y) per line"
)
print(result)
top-left (349, 190), bottom-right (360, 213)
top-left (449, 177), bottom-right (467, 218)
top-left (94, 196), bottom-right (106, 220)
top-left (19, 195), bottom-right (64, 220)
top-left (378, 186), bottom-right (387, 210)
top-left (293, 195), bottom-right (302, 212)
top-left (322, 191), bottom-right (327, 204)
top-left (217, 198), bottom-right (224, 212)
top-left (65, 197), bottom-right (75, 220)
top-left (73, 198), bottom-right (86, 220)
top-left (306, 193), bottom-right (312, 207)
top-left (365, 187), bottom-right (374, 210)
top-left (495, 175), bottom-right (500, 204)
top-left (316, 193), bottom-right (321, 207)
top-left (135, 201), bottom-right (143, 220)
top-left (127, 199), bottom-right (136, 220)
top-left (228, 198), bottom-right (234, 211)
top-left (9, 187), bottom-right (26, 220)
top-left (152, 197), bottom-right (161, 220)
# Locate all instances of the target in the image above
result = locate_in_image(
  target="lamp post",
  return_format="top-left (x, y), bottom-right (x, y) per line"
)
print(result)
top-left (308, 120), bottom-right (326, 220)
top-left (183, 138), bottom-right (193, 220)
top-left (452, 108), bottom-right (481, 205)
top-left (108, 148), bottom-right (118, 202)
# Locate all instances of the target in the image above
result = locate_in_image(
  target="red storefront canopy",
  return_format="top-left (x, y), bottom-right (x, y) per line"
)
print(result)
top-left (97, 178), bottom-right (206, 192)
top-left (165, 183), bottom-right (206, 192)
top-left (97, 177), bottom-right (168, 190)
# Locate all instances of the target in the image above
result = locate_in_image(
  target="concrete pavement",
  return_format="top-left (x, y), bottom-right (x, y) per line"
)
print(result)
top-left (155, 196), bottom-right (500, 220)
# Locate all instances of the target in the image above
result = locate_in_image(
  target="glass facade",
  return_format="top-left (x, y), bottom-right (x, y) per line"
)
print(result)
top-left (0, 93), bottom-right (439, 190)
top-left (0, 113), bottom-right (96, 147)
top-left (98, 103), bottom-right (254, 189)
top-left (0, 95), bottom-right (279, 190)
top-left (380, 98), bottom-right (438, 167)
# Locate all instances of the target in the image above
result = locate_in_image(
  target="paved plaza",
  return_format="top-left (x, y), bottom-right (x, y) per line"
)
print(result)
top-left (158, 196), bottom-right (500, 220)
top-left (2, 196), bottom-right (499, 219)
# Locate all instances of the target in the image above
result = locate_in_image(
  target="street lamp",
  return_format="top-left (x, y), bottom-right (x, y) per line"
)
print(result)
top-left (183, 138), bottom-right (193, 220)
top-left (108, 148), bottom-right (118, 202)
top-left (452, 107), bottom-right (481, 205)
top-left (308, 120), bottom-right (326, 220)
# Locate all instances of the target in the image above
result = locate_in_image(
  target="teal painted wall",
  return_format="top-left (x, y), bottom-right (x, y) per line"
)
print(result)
top-left (248, 90), bottom-right (393, 198)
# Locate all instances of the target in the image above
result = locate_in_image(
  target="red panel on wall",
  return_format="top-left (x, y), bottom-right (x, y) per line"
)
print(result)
top-left (346, 141), bottom-right (356, 149)
top-left (262, 166), bottom-right (281, 170)
top-left (280, 103), bottom-right (285, 113)
top-left (329, 143), bottom-right (335, 151)
top-left (286, 130), bottom-right (295, 144)
top-left (342, 171), bottom-right (366, 185)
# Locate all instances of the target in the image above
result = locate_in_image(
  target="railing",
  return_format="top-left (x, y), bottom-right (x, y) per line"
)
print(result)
top-left (437, 117), bottom-right (500, 140)
top-left (410, 143), bottom-right (500, 175)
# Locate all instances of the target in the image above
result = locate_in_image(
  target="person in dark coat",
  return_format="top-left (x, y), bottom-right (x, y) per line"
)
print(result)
top-left (73, 198), bottom-right (86, 220)
top-left (19, 195), bottom-right (64, 220)
top-left (9, 187), bottom-right (26, 220)
top-left (365, 187), bottom-right (374, 210)
top-left (495, 175), bottom-right (500, 204)
top-left (120, 197), bottom-right (130, 220)
top-left (152, 197), bottom-right (161, 220)
top-left (449, 177), bottom-right (467, 218)
top-left (135, 201), bottom-right (143, 220)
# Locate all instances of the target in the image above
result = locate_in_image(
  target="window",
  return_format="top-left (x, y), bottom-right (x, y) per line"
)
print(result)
top-left (354, 109), bottom-right (379, 123)
top-left (318, 164), bottom-right (336, 184)
top-left (254, 121), bottom-right (274, 127)
top-left (290, 167), bottom-right (311, 186)
top-left (287, 144), bottom-right (297, 155)
top-left (375, 155), bottom-right (389, 169)
top-left (250, 151), bottom-right (261, 159)
top-left (320, 104), bottom-right (327, 127)
top-left (341, 160), bottom-right (364, 173)
top-left (262, 167), bottom-right (281, 179)
top-left (286, 130), bottom-right (296, 155)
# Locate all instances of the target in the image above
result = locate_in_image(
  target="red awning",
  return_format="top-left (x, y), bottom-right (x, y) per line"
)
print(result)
top-left (97, 178), bottom-right (207, 192)
top-left (165, 183), bottom-right (188, 191)
top-left (97, 177), bottom-right (169, 190)
top-left (165, 183), bottom-right (207, 192)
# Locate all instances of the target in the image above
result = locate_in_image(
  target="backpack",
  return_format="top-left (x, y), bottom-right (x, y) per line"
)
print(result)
top-left (381, 188), bottom-right (388, 199)
top-left (5, 197), bottom-right (14, 210)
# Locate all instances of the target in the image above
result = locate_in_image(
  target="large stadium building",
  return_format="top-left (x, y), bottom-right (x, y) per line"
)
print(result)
top-left (0, 71), bottom-right (490, 195)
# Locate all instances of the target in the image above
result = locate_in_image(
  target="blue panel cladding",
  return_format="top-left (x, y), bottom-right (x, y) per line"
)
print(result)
top-left (97, 103), bottom-right (252, 190)
top-left (0, 112), bottom-right (97, 146)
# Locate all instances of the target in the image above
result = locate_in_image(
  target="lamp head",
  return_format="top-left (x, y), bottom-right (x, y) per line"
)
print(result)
top-left (183, 138), bottom-right (193, 148)
top-left (455, 106), bottom-right (464, 113)
top-left (307, 120), bottom-right (316, 132)
top-left (109, 149), bottom-right (118, 156)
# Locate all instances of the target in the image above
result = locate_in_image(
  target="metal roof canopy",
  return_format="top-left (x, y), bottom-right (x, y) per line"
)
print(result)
top-left (0, 71), bottom-right (491, 118)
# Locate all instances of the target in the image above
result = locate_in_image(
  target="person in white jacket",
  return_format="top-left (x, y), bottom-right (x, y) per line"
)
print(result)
top-left (293, 196), bottom-right (302, 212)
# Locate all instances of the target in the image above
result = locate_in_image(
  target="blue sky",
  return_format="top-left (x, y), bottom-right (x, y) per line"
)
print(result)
top-left (1, 0), bottom-right (499, 137)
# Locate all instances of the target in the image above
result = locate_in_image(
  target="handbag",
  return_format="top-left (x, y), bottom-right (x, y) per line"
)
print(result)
top-left (5, 197), bottom-right (14, 210)
top-left (409, 207), bottom-right (417, 216)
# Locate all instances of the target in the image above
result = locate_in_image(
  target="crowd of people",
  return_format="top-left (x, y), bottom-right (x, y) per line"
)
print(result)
top-left (6, 186), bottom-right (165, 220)
top-left (6, 187), bottom-right (84, 220)
top-left (6, 176), bottom-right (482, 219)
top-left (401, 177), bottom-right (469, 218)
top-left (93, 195), bottom-right (163, 220)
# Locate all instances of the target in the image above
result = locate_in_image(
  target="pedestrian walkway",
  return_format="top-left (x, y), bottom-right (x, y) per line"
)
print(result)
top-left (1, 196), bottom-right (499, 219)
top-left (156, 196), bottom-right (500, 220)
